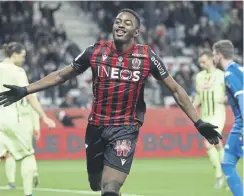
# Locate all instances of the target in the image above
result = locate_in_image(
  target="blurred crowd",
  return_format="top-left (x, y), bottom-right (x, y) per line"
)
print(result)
top-left (83, 1), bottom-right (243, 57)
top-left (0, 1), bottom-right (243, 108)
top-left (81, 1), bottom-right (243, 106)
top-left (0, 1), bottom-right (83, 108)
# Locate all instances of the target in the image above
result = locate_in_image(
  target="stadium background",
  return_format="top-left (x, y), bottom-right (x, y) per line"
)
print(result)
top-left (0, 1), bottom-right (243, 196)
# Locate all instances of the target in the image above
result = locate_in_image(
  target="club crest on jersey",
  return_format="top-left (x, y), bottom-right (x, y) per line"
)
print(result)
top-left (114, 140), bottom-right (131, 157)
top-left (132, 58), bottom-right (141, 69)
top-left (116, 56), bottom-right (124, 67)
top-left (200, 76), bottom-right (216, 89)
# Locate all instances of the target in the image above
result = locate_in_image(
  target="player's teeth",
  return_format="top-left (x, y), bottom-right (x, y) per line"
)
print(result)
top-left (117, 30), bottom-right (125, 34)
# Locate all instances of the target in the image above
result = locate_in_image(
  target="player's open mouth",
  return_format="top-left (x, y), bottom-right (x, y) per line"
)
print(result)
top-left (116, 29), bottom-right (126, 36)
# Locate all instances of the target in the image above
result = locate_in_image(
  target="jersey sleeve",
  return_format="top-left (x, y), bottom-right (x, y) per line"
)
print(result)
top-left (237, 94), bottom-right (244, 119)
top-left (225, 73), bottom-right (243, 98)
top-left (71, 44), bottom-right (95, 74)
top-left (148, 47), bottom-right (169, 80)
top-left (225, 73), bottom-right (244, 118)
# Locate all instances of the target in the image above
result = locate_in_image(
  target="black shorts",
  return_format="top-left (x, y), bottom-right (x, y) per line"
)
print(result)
top-left (85, 123), bottom-right (139, 175)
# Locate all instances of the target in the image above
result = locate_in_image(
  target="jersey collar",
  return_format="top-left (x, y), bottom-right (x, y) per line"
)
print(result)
top-left (2, 59), bottom-right (16, 66)
top-left (111, 40), bottom-right (135, 55)
top-left (225, 61), bottom-right (235, 71)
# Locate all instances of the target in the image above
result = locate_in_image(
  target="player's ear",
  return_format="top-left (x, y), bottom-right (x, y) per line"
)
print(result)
top-left (134, 29), bottom-right (139, 38)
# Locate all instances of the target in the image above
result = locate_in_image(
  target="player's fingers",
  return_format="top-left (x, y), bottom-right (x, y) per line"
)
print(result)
top-left (213, 137), bottom-right (219, 145)
top-left (0, 99), bottom-right (9, 105)
top-left (210, 138), bottom-right (215, 145)
top-left (50, 122), bottom-right (56, 128)
top-left (0, 97), bottom-right (6, 103)
top-left (209, 125), bottom-right (218, 129)
top-left (34, 131), bottom-right (40, 140)
top-left (216, 132), bottom-right (223, 139)
top-left (207, 138), bottom-right (214, 145)
top-left (3, 84), bottom-right (14, 90)
top-left (3, 101), bottom-right (13, 107)
top-left (0, 92), bottom-right (6, 97)
top-left (0, 96), bottom-right (8, 102)
top-left (0, 94), bottom-right (7, 99)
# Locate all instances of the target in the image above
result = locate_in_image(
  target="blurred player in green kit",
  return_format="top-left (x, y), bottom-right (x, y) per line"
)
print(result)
top-left (4, 98), bottom-right (41, 189)
top-left (0, 42), bottom-right (56, 196)
top-left (193, 49), bottom-right (226, 189)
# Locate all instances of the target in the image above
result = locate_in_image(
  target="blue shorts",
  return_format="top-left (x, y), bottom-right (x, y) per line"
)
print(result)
top-left (224, 131), bottom-right (243, 158)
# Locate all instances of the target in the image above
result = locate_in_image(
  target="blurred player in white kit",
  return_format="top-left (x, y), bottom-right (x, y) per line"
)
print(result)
top-left (0, 42), bottom-right (56, 196)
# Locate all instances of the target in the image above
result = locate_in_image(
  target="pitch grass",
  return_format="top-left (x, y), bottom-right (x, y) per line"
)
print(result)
top-left (0, 158), bottom-right (242, 196)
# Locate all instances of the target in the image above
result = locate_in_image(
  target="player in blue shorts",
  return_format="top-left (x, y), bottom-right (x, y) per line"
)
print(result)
top-left (213, 40), bottom-right (243, 196)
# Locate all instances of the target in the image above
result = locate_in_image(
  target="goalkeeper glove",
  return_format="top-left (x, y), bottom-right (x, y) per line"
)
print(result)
top-left (194, 119), bottom-right (223, 145)
top-left (0, 84), bottom-right (28, 107)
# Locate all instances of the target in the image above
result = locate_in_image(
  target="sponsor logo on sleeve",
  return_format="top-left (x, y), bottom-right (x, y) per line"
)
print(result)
top-left (151, 56), bottom-right (167, 76)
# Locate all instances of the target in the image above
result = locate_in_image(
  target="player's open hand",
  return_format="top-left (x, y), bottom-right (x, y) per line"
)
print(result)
top-left (0, 85), bottom-right (28, 107)
top-left (194, 120), bottom-right (223, 145)
top-left (218, 96), bottom-right (227, 104)
top-left (34, 130), bottom-right (41, 140)
top-left (42, 116), bottom-right (56, 129)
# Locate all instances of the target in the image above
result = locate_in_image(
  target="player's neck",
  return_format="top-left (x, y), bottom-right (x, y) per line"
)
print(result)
top-left (206, 65), bottom-right (216, 73)
top-left (113, 40), bottom-right (135, 53)
top-left (222, 59), bottom-right (234, 70)
top-left (3, 58), bottom-right (14, 65)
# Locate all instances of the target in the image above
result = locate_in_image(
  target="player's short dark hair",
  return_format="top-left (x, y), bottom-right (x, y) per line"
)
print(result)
top-left (118, 8), bottom-right (141, 29)
top-left (199, 49), bottom-right (213, 58)
top-left (213, 40), bottom-right (234, 59)
top-left (1, 42), bottom-right (25, 57)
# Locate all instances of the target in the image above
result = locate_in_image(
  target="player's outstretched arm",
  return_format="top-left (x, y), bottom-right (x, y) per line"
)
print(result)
top-left (0, 65), bottom-right (79, 106)
top-left (27, 94), bottom-right (56, 128)
top-left (27, 65), bottom-right (79, 94)
top-left (22, 67), bottom-right (56, 128)
top-left (0, 44), bottom-right (94, 107)
top-left (26, 42), bottom-right (95, 95)
top-left (162, 75), bottom-right (222, 144)
top-left (192, 92), bottom-right (201, 108)
top-left (148, 47), bottom-right (222, 144)
top-left (162, 75), bottom-right (201, 123)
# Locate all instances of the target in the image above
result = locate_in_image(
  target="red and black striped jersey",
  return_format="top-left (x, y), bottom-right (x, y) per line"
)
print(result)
top-left (71, 40), bottom-right (169, 126)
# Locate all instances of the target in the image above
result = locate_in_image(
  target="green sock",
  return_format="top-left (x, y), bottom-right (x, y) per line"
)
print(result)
top-left (217, 147), bottom-right (224, 162)
top-left (5, 155), bottom-right (16, 183)
top-left (21, 155), bottom-right (37, 195)
top-left (207, 148), bottom-right (222, 178)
